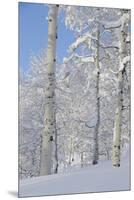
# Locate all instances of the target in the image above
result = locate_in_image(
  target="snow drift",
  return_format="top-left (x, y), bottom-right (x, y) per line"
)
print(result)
top-left (19, 153), bottom-right (130, 197)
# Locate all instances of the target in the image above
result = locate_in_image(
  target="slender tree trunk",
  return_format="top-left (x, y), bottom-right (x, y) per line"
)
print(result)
top-left (81, 152), bottom-right (84, 168)
top-left (68, 138), bottom-right (74, 165)
top-left (112, 12), bottom-right (128, 167)
top-left (40, 5), bottom-right (58, 176)
top-left (112, 81), bottom-right (122, 167)
top-left (92, 28), bottom-right (100, 165)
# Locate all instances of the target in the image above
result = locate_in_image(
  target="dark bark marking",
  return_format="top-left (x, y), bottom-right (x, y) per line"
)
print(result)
top-left (113, 164), bottom-right (120, 167)
top-left (48, 72), bottom-right (54, 76)
top-left (92, 160), bottom-right (98, 165)
top-left (114, 145), bottom-right (120, 149)
top-left (49, 136), bottom-right (53, 141)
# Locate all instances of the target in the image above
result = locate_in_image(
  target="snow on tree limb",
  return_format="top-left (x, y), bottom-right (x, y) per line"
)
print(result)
top-left (119, 56), bottom-right (130, 72)
top-left (104, 13), bottom-right (129, 30)
top-left (110, 56), bottom-right (130, 74)
top-left (69, 35), bottom-right (90, 52)
top-left (100, 43), bottom-right (119, 50)
top-left (109, 69), bottom-right (118, 75)
top-left (63, 53), bottom-right (94, 63)
top-left (69, 33), bottom-right (97, 52)
top-left (80, 56), bottom-right (94, 63)
top-left (126, 35), bottom-right (130, 43)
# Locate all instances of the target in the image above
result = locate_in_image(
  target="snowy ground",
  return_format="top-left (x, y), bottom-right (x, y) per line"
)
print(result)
top-left (19, 155), bottom-right (130, 197)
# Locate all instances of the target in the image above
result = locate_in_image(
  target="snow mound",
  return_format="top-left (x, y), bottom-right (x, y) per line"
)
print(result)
top-left (19, 155), bottom-right (130, 197)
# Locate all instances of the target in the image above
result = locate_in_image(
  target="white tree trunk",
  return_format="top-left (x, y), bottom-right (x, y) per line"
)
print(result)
top-left (112, 12), bottom-right (128, 167)
top-left (112, 72), bottom-right (123, 167)
top-left (40, 5), bottom-right (58, 176)
top-left (92, 28), bottom-right (100, 165)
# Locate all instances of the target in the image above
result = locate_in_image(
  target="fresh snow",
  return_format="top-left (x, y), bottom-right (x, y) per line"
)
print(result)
top-left (119, 56), bottom-right (130, 72)
top-left (63, 53), bottom-right (94, 64)
top-left (19, 153), bottom-right (130, 197)
top-left (69, 35), bottom-right (91, 52)
top-left (69, 33), bottom-right (97, 52)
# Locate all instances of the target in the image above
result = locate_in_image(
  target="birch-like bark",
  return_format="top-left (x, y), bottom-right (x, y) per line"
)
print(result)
top-left (112, 12), bottom-right (128, 167)
top-left (40, 5), bottom-right (58, 176)
top-left (92, 28), bottom-right (100, 165)
top-left (112, 71), bottom-right (123, 167)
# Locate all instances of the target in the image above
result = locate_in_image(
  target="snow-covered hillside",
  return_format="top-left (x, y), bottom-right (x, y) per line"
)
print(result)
top-left (19, 153), bottom-right (130, 197)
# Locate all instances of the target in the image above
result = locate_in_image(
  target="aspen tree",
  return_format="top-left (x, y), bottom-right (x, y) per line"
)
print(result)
top-left (40, 5), bottom-right (59, 176)
top-left (112, 11), bottom-right (129, 167)
top-left (92, 27), bottom-right (100, 165)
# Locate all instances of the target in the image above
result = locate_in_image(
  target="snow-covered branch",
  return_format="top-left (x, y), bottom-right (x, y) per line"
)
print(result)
top-left (69, 33), bottom-right (97, 52)
top-left (104, 13), bottom-right (129, 30)
top-left (63, 53), bottom-right (94, 64)
top-left (119, 56), bottom-right (130, 72)
top-left (100, 44), bottom-right (119, 50)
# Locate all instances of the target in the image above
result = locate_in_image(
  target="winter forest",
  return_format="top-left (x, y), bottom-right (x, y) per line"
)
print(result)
top-left (19, 3), bottom-right (131, 196)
